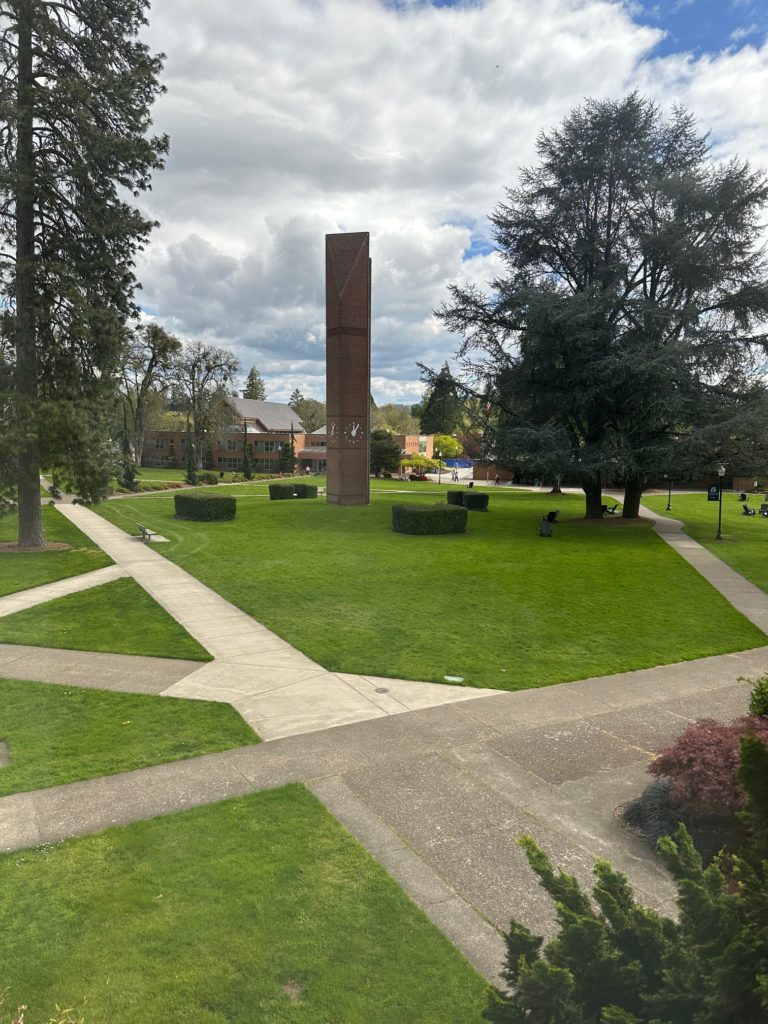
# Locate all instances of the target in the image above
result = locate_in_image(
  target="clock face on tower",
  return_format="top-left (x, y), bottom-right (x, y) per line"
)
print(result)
top-left (327, 419), bottom-right (365, 448)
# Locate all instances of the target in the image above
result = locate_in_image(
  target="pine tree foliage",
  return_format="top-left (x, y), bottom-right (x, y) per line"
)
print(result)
top-left (0, 0), bottom-right (168, 543)
top-left (242, 366), bottom-right (266, 401)
top-left (437, 94), bottom-right (768, 519)
top-left (485, 740), bottom-right (768, 1023)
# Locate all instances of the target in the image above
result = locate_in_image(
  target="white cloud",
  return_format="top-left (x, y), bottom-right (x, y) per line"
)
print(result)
top-left (134, 0), bottom-right (768, 402)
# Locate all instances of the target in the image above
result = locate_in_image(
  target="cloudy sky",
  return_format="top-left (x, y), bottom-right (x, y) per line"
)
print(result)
top-left (137, 0), bottom-right (768, 404)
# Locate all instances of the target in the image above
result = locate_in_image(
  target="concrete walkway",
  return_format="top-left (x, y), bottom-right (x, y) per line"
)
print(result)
top-left (1, 645), bottom-right (763, 983)
top-left (0, 643), bottom-right (202, 693)
top-left (55, 504), bottom-right (500, 739)
top-left (642, 504), bottom-right (768, 634)
top-left (0, 565), bottom-right (126, 618)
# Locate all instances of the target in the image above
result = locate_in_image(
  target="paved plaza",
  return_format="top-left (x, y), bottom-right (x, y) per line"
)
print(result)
top-left (1, 500), bottom-right (767, 983)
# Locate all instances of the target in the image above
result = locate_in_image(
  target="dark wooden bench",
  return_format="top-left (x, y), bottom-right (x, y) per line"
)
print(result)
top-left (760, 504), bottom-right (768, 518)
top-left (742, 504), bottom-right (756, 517)
top-left (546, 510), bottom-right (559, 523)
top-left (136, 523), bottom-right (155, 542)
top-left (602, 503), bottom-right (619, 515)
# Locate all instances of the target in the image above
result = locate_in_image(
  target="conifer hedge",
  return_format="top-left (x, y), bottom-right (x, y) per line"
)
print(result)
top-left (174, 493), bottom-right (236, 521)
top-left (392, 503), bottom-right (467, 535)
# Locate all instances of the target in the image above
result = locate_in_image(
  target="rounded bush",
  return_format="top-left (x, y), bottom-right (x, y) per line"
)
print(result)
top-left (446, 490), bottom-right (464, 506)
top-left (463, 491), bottom-right (489, 511)
top-left (268, 483), bottom-right (295, 501)
top-left (392, 503), bottom-right (467, 535)
top-left (197, 472), bottom-right (219, 485)
top-left (174, 493), bottom-right (236, 521)
top-left (649, 715), bottom-right (768, 816)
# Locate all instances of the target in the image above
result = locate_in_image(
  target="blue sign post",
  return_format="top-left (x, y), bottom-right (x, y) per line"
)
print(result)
top-left (707, 485), bottom-right (720, 502)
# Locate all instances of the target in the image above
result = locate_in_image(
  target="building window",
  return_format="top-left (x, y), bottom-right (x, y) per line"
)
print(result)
top-left (152, 437), bottom-right (169, 450)
top-left (224, 439), bottom-right (241, 452)
top-left (217, 457), bottom-right (241, 470)
top-left (263, 440), bottom-right (278, 452)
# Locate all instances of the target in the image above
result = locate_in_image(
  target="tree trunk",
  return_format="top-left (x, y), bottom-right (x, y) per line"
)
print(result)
top-left (583, 476), bottom-right (603, 519)
top-left (622, 477), bottom-right (644, 519)
top-left (15, 0), bottom-right (44, 548)
top-left (550, 475), bottom-right (562, 494)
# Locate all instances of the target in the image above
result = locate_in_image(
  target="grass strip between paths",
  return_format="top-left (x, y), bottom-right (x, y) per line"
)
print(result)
top-left (96, 488), bottom-right (766, 691)
top-left (0, 784), bottom-right (490, 1023)
top-left (644, 490), bottom-right (768, 595)
top-left (0, 678), bottom-right (258, 795)
top-left (0, 505), bottom-right (111, 597)
top-left (0, 578), bottom-right (211, 661)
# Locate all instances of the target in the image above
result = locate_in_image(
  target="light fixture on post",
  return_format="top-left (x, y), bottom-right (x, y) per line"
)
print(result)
top-left (435, 449), bottom-right (442, 485)
top-left (664, 473), bottom-right (672, 512)
top-left (716, 463), bottom-right (726, 541)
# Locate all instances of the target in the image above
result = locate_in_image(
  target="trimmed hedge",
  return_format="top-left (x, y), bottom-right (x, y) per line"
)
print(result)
top-left (446, 490), bottom-right (464, 506)
top-left (392, 503), bottom-right (467, 535)
top-left (197, 472), bottom-right (219, 485)
top-left (293, 483), bottom-right (318, 499)
top-left (269, 483), bottom-right (295, 500)
top-left (174, 493), bottom-right (236, 521)
top-left (463, 491), bottom-right (489, 511)
top-left (268, 482), bottom-right (318, 500)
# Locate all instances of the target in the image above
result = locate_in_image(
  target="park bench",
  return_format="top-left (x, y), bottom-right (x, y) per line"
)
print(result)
top-left (546, 510), bottom-right (559, 523)
top-left (742, 504), bottom-right (756, 517)
top-left (760, 504), bottom-right (768, 518)
top-left (136, 522), bottom-right (155, 542)
top-left (739, 492), bottom-right (748, 502)
top-left (602, 503), bottom-right (619, 515)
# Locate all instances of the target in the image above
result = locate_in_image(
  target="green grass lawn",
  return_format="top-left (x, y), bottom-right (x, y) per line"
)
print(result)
top-left (644, 490), bottom-right (768, 594)
top-left (0, 505), bottom-right (111, 597)
top-left (0, 785), bottom-right (489, 1023)
top-left (0, 678), bottom-right (257, 795)
top-left (0, 578), bottom-right (210, 661)
top-left (96, 488), bottom-right (766, 690)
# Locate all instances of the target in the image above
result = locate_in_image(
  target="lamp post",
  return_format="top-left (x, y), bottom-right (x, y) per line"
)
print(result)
top-left (665, 474), bottom-right (672, 512)
top-left (435, 449), bottom-right (442, 485)
top-left (716, 463), bottom-right (726, 541)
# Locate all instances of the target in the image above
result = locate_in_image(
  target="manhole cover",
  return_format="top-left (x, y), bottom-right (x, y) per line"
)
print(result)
top-left (375, 687), bottom-right (389, 693)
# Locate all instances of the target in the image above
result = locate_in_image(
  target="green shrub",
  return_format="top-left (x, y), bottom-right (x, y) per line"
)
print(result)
top-left (197, 472), bottom-right (219, 485)
top-left (446, 490), bottom-right (464, 506)
top-left (269, 483), bottom-right (296, 501)
top-left (174, 493), bottom-right (236, 521)
top-left (293, 483), bottom-right (318, 499)
top-left (392, 503), bottom-right (467, 535)
top-left (485, 738), bottom-right (768, 1024)
top-left (748, 675), bottom-right (768, 718)
top-left (463, 491), bottom-right (489, 511)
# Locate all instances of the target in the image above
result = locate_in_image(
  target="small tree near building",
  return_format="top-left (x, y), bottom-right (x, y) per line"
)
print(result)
top-left (370, 430), bottom-right (402, 476)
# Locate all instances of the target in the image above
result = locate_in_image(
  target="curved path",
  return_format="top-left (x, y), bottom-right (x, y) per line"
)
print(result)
top-left (2, 500), bottom-right (768, 985)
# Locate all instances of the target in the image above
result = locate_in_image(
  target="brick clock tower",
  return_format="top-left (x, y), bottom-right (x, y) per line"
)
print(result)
top-left (325, 231), bottom-right (371, 506)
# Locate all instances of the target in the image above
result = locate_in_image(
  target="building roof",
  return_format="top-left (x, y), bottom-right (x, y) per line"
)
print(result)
top-left (225, 397), bottom-right (304, 432)
top-left (311, 426), bottom-right (327, 435)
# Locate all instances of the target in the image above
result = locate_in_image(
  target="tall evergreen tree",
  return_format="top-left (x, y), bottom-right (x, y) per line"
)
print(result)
top-left (438, 94), bottom-right (768, 519)
top-left (289, 388), bottom-right (304, 409)
top-left (419, 362), bottom-right (462, 434)
top-left (242, 366), bottom-right (266, 401)
top-left (0, 0), bottom-right (168, 545)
